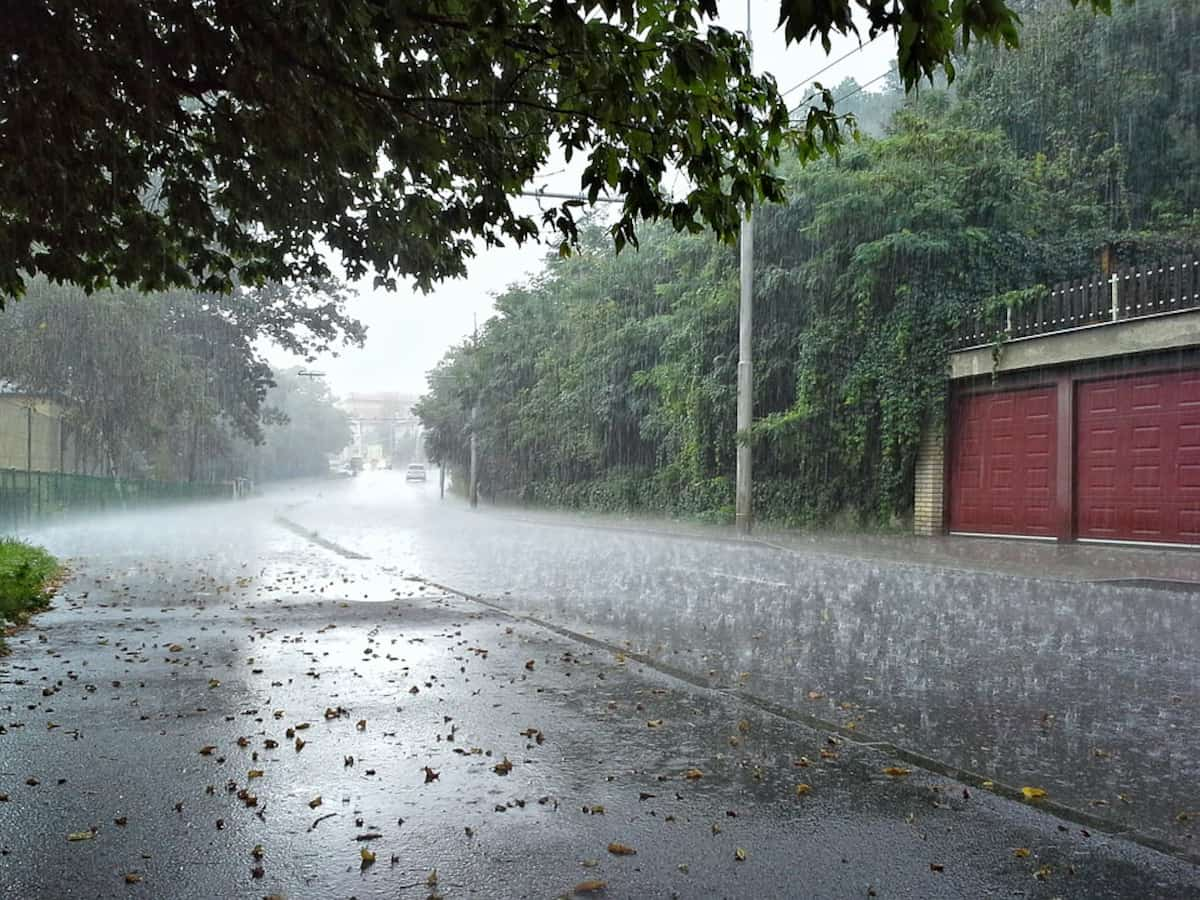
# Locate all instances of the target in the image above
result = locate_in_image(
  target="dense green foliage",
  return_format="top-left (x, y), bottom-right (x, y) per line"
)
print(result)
top-left (418, 0), bottom-right (1198, 526)
top-left (1, 0), bottom-right (1105, 298)
top-left (0, 539), bottom-right (59, 644)
top-left (235, 370), bottom-right (354, 482)
top-left (0, 280), bottom-right (360, 483)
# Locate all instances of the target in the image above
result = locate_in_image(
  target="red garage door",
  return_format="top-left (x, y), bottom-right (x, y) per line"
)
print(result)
top-left (949, 387), bottom-right (1058, 537)
top-left (1076, 371), bottom-right (1200, 544)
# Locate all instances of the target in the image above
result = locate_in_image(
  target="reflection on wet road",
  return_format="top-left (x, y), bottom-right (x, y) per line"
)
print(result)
top-left (281, 472), bottom-right (1200, 847)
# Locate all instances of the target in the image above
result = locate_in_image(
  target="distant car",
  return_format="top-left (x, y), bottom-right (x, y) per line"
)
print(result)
top-left (405, 463), bottom-right (427, 482)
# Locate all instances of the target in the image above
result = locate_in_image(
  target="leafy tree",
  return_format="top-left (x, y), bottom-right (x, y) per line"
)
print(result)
top-left (956, 0), bottom-right (1200, 235)
top-left (236, 370), bottom-right (352, 481)
top-left (1, 0), bottom-right (1109, 298)
top-left (0, 278), bottom-right (362, 480)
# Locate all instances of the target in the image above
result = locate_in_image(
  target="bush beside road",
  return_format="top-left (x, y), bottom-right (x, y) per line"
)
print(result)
top-left (0, 537), bottom-right (60, 651)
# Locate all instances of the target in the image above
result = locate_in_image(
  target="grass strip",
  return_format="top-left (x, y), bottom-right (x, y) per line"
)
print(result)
top-left (0, 538), bottom-right (61, 652)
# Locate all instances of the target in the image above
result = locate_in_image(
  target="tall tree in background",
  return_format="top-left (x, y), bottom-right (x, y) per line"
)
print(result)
top-left (0, 279), bottom-right (362, 481)
top-left (957, 0), bottom-right (1200, 236)
top-left (237, 370), bottom-right (352, 482)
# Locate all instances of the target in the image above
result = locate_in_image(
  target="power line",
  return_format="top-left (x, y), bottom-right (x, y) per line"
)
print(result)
top-left (779, 35), bottom-right (877, 100)
top-left (790, 68), bottom-right (891, 119)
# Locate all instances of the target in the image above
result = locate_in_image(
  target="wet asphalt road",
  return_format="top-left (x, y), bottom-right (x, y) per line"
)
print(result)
top-left (275, 474), bottom-right (1200, 848)
top-left (0, 477), bottom-right (1197, 898)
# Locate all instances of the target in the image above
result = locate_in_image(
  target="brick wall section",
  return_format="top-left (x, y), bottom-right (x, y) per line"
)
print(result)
top-left (913, 422), bottom-right (946, 536)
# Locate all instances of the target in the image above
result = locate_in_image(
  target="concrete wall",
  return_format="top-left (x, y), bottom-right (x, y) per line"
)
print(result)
top-left (950, 309), bottom-right (1200, 381)
top-left (913, 423), bottom-right (945, 536)
top-left (0, 396), bottom-right (69, 472)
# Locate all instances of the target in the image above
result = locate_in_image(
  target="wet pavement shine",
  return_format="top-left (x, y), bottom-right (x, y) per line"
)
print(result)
top-left (1, 474), bottom-right (1198, 898)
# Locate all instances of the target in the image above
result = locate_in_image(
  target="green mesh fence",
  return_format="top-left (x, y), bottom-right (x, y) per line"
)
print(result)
top-left (0, 468), bottom-right (231, 530)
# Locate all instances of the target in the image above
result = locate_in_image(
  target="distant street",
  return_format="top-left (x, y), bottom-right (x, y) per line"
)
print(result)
top-left (1, 473), bottom-right (1198, 897)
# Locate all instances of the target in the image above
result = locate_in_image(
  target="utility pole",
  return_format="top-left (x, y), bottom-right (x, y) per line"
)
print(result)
top-left (469, 315), bottom-right (479, 509)
top-left (734, 0), bottom-right (754, 535)
top-left (469, 405), bottom-right (479, 508)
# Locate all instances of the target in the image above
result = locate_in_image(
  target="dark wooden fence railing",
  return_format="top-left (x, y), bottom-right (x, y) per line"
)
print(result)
top-left (951, 256), bottom-right (1200, 351)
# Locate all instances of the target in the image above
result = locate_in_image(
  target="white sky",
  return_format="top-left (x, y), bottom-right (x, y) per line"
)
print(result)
top-left (272, 4), bottom-right (898, 397)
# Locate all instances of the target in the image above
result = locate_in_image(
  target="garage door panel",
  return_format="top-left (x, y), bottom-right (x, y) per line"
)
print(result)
top-left (1076, 370), bottom-right (1200, 544)
top-left (949, 387), bottom-right (1059, 536)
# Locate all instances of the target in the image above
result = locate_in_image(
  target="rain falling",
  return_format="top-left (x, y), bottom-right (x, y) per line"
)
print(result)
top-left (1, 1), bottom-right (1198, 898)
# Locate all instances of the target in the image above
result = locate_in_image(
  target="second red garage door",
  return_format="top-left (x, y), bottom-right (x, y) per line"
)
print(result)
top-left (1076, 371), bottom-right (1200, 544)
top-left (949, 387), bottom-right (1058, 537)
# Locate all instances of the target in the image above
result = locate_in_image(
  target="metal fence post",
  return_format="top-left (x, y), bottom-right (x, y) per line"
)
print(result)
top-left (1110, 273), bottom-right (1120, 321)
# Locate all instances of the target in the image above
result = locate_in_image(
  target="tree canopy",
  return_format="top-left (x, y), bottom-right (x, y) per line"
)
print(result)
top-left (1, 0), bottom-right (1110, 298)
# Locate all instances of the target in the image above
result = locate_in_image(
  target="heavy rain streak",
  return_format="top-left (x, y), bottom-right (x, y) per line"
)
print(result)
top-left (1, 2), bottom-right (1198, 898)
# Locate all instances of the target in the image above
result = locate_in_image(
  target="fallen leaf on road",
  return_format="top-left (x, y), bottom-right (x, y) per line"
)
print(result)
top-left (494, 757), bottom-right (513, 775)
top-left (247, 770), bottom-right (264, 779)
top-left (1021, 787), bottom-right (1047, 801)
top-left (123, 873), bottom-right (142, 884)
top-left (737, 719), bottom-right (751, 733)
top-left (167, 644), bottom-right (184, 653)
top-left (735, 848), bottom-right (747, 861)
top-left (423, 766), bottom-right (439, 783)
top-left (646, 719), bottom-right (663, 728)
top-left (575, 880), bottom-right (607, 894)
top-left (252, 845), bottom-right (264, 859)
top-left (525, 660), bottom-right (535, 670)
top-left (67, 829), bottom-right (96, 842)
top-left (795, 784), bottom-right (812, 797)
top-left (1034, 864), bottom-right (1052, 880)
top-left (819, 749), bottom-right (838, 761)
top-left (684, 768), bottom-right (703, 780)
top-left (930, 863), bottom-right (945, 872)
top-left (207, 678), bottom-right (220, 689)
top-left (356, 719), bottom-right (367, 730)
top-left (199, 745), bottom-right (217, 756)
top-left (807, 691), bottom-right (824, 700)
top-left (360, 847), bottom-right (376, 866)
top-left (294, 737), bottom-right (306, 752)
top-left (1013, 848), bottom-right (1031, 858)
top-left (883, 767), bottom-right (911, 777)
top-left (308, 796), bottom-right (322, 809)
top-left (113, 817), bottom-right (126, 827)
top-left (607, 843), bottom-right (637, 856)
